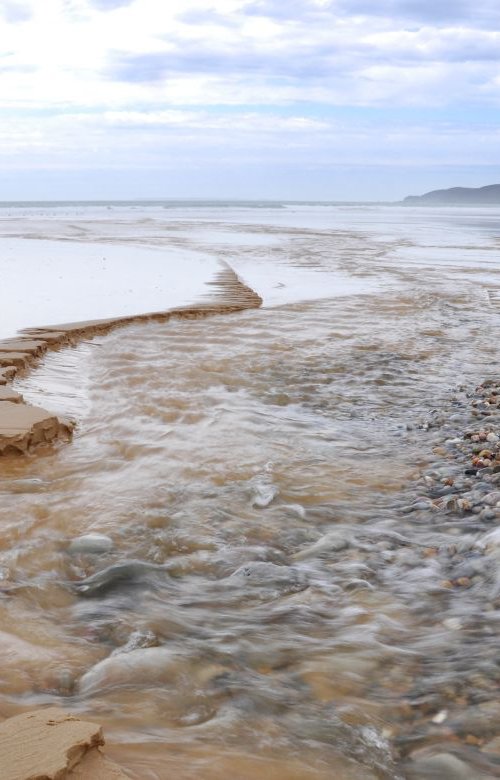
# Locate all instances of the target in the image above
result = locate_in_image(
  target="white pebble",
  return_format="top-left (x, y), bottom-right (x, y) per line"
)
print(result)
top-left (68, 533), bottom-right (114, 555)
top-left (442, 618), bottom-right (461, 630)
top-left (431, 709), bottom-right (448, 724)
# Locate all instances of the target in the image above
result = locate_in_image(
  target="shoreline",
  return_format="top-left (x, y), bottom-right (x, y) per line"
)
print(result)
top-left (0, 264), bottom-right (262, 456)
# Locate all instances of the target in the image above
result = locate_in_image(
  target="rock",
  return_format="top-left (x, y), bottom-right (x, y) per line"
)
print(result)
top-left (111, 629), bottom-right (159, 656)
top-left (405, 752), bottom-right (480, 779)
top-left (0, 707), bottom-right (128, 779)
top-left (293, 530), bottom-right (350, 560)
top-left (68, 534), bottom-right (114, 555)
top-left (227, 561), bottom-right (308, 597)
top-left (251, 483), bottom-right (279, 508)
top-left (482, 491), bottom-right (500, 506)
top-left (483, 736), bottom-right (500, 755)
top-left (73, 561), bottom-right (169, 598)
top-left (78, 647), bottom-right (177, 695)
top-left (479, 508), bottom-right (499, 521)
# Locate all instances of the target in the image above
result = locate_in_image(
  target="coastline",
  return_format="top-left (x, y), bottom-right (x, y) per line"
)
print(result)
top-left (0, 264), bottom-right (262, 456)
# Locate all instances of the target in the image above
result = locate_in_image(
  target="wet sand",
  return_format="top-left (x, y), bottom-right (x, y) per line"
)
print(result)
top-left (0, 265), bottom-right (262, 455)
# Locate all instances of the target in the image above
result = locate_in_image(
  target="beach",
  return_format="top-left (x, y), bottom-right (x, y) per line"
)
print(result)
top-left (1, 201), bottom-right (500, 778)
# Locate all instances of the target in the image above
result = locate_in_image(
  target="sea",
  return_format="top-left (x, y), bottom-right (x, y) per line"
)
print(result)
top-left (1, 200), bottom-right (500, 779)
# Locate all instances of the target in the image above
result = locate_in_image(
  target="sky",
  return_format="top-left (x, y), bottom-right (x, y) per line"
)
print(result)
top-left (0, 0), bottom-right (499, 200)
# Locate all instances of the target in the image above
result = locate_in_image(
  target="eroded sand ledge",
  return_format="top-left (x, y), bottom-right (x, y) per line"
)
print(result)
top-left (0, 265), bottom-right (262, 456)
top-left (0, 707), bottom-right (130, 779)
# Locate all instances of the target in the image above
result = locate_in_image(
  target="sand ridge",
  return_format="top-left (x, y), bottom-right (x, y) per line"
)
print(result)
top-left (0, 263), bottom-right (262, 456)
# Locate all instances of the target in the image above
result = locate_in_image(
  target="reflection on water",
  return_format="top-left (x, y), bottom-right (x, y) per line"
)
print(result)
top-left (2, 207), bottom-right (500, 779)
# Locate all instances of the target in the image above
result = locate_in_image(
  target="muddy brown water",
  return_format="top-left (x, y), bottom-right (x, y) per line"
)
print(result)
top-left (1, 205), bottom-right (500, 778)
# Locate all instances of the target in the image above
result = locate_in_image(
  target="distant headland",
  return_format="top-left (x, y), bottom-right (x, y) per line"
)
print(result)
top-left (404, 183), bottom-right (500, 205)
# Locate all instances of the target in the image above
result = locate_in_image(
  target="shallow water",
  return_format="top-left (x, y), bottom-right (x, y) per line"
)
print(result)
top-left (2, 204), bottom-right (500, 778)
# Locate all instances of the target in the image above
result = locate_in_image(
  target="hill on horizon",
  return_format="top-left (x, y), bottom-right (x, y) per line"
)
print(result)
top-left (404, 184), bottom-right (500, 205)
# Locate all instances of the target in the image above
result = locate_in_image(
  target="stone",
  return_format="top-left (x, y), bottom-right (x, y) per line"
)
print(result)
top-left (227, 561), bottom-right (308, 597)
top-left (68, 534), bottom-right (114, 555)
top-left (482, 491), bottom-right (500, 506)
top-left (405, 752), bottom-right (480, 779)
top-left (74, 560), bottom-right (168, 598)
top-left (78, 647), bottom-right (177, 695)
top-left (251, 483), bottom-right (279, 508)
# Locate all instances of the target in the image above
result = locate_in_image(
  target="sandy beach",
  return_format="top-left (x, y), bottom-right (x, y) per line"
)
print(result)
top-left (1, 201), bottom-right (500, 779)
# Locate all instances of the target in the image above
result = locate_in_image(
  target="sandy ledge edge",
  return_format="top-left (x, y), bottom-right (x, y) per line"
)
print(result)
top-left (0, 707), bottom-right (130, 779)
top-left (0, 264), bottom-right (262, 456)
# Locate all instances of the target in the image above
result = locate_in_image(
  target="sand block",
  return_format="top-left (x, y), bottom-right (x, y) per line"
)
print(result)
top-left (20, 330), bottom-right (71, 344)
top-left (0, 401), bottom-right (73, 455)
top-left (0, 707), bottom-right (104, 780)
top-left (0, 387), bottom-right (23, 403)
top-left (0, 366), bottom-right (18, 385)
top-left (0, 352), bottom-right (31, 369)
top-left (0, 339), bottom-right (48, 357)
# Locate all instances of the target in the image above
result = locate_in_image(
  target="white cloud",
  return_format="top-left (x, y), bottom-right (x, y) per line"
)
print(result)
top-left (0, 0), bottom-right (498, 196)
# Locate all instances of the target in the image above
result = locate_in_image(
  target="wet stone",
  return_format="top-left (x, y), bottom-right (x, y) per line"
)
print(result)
top-left (68, 533), bottom-right (114, 555)
top-left (73, 560), bottom-right (169, 598)
top-left (405, 752), bottom-right (484, 780)
top-left (227, 561), bottom-right (309, 597)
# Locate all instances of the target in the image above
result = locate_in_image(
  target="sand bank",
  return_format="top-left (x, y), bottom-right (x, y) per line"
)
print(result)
top-left (0, 707), bottom-right (129, 779)
top-left (0, 264), bottom-right (262, 456)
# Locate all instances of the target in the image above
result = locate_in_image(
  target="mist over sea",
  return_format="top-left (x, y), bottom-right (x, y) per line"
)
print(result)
top-left (2, 201), bottom-right (500, 778)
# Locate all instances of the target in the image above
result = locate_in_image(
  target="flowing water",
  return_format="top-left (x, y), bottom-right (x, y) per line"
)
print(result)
top-left (1, 203), bottom-right (500, 778)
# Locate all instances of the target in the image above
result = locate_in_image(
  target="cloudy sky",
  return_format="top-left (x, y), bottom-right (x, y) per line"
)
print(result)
top-left (1, 0), bottom-right (499, 200)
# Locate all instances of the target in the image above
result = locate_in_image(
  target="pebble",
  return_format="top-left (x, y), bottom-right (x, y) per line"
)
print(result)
top-left (431, 709), bottom-right (448, 724)
top-left (228, 561), bottom-right (309, 597)
top-left (482, 491), bottom-right (500, 506)
top-left (405, 752), bottom-right (480, 780)
top-left (479, 508), bottom-right (498, 521)
top-left (68, 533), bottom-right (114, 555)
top-left (442, 617), bottom-right (462, 630)
top-left (252, 483), bottom-right (279, 508)
top-left (111, 629), bottom-right (159, 656)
